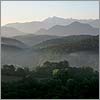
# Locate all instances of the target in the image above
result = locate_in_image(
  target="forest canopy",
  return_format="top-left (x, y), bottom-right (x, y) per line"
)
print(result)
top-left (1, 60), bottom-right (99, 99)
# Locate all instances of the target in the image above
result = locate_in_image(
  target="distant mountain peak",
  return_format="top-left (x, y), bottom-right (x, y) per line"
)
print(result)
top-left (43, 16), bottom-right (67, 23)
top-left (4, 17), bottom-right (99, 36)
top-left (69, 21), bottom-right (82, 25)
top-left (68, 21), bottom-right (93, 28)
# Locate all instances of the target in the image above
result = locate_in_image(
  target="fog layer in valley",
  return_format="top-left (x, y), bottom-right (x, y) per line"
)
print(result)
top-left (1, 17), bottom-right (99, 70)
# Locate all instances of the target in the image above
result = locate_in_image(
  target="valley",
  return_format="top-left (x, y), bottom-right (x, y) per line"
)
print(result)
top-left (1, 1), bottom-right (99, 99)
top-left (1, 34), bottom-right (99, 70)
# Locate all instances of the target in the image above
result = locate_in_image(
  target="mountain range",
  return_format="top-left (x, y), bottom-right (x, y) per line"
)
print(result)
top-left (2, 16), bottom-right (99, 36)
top-left (13, 35), bottom-right (59, 46)
top-left (8, 21), bottom-right (99, 47)
top-left (1, 35), bottom-right (99, 70)
top-left (1, 16), bottom-right (99, 70)
top-left (1, 21), bottom-right (99, 45)
top-left (1, 26), bottom-right (25, 37)
top-left (34, 21), bottom-right (99, 36)
top-left (1, 37), bottom-right (28, 48)
top-left (33, 35), bottom-right (99, 52)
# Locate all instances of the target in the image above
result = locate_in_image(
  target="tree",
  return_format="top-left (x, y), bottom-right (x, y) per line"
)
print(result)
top-left (16, 67), bottom-right (25, 76)
top-left (52, 69), bottom-right (60, 76)
top-left (2, 65), bottom-right (16, 75)
top-left (58, 60), bottom-right (69, 68)
top-left (24, 67), bottom-right (30, 75)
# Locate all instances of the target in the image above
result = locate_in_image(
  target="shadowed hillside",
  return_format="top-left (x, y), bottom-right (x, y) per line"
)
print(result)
top-left (1, 35), bottom-right (99, 70)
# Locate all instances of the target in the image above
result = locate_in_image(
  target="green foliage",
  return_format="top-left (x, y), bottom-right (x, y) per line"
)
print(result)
top-left (2, 65), bottom-right (30, 77)
top-left (1, 61), bottom-right (99, 99)
top-left (52, 69), bottom-right (60, 76)
top-left (34, 60), bottom-right (69, 78)
top-left (34, 35), bottom-right (99, 53)
top-left (2, 65), bottom-right (15, 75)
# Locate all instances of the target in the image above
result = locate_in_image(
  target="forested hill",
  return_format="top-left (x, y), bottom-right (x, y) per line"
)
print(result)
top-left (1, 61), bottom-right (99, 99)
top-left (33, 35), bottom-right (99, 53)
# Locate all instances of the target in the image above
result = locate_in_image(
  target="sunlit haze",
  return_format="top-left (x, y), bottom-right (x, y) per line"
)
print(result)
top-left (1, 1), bottom-right (99, 26)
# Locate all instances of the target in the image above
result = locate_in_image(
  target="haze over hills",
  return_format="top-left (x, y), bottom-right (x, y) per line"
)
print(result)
top-left (10, 22), bottom-right (97, 46)
top-left (35, 21), bottom-right (99, 36)
top-left (1, 26), bottom-right (26, 37)
top-left (4, 16), bottom-right (99, 34)
top-left (2, 20), bottom-right (99, 38)
top-left (13, 34), bottom-right (59, 46)
top-left (33, 35), bottom-right (99, 51)
top-left (1, 1), bottom-right (99, 98)
top-left (1, 35), bottom-right (99, 70)
top-left (1, 37), bottom-right (28, 49)
top-left (3, 16), bottom-right (77, 33)
top-left (79, 19), bottom-right (99, 28)
top-left (1, 17), bottom-right (99, 70)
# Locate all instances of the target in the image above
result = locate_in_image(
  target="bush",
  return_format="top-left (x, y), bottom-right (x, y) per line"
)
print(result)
top-left (1, 61), bottom-right (99, 99)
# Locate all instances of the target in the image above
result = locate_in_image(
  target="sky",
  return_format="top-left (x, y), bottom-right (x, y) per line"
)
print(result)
top-left (1, 1), bottom-right (99, 25)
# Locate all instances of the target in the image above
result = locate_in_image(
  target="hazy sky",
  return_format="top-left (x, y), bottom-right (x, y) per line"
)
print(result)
top-left (1, 1), bottom-right (99, 25)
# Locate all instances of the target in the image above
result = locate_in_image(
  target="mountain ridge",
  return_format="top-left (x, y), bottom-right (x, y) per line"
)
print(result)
top-left (1, 35), bottom-right (99, 70)
top-left (4, 16), bottom-right (99, 34)
top-left (34, 21), bottom-right (99, 36)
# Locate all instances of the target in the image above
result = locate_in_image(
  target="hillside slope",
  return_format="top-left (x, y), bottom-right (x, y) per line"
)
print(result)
top-left (1, 35), bottom-right (99, 70)
top-left (34, 22), bottom-right (99, 36)
top-left (13, 34), bottom-right (59, 46)
top-left (1, 37), bottom-right (28, 48)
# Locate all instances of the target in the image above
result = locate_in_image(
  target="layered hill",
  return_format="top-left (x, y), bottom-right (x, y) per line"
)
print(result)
top-left (1, 35), bottom-right (99, 70)
top-left (1, 37), bottom-right (28, 49)
top-left (33, 35), bottom-right (99, 53)
top-left (35, 22), bottom-right (99, 36)
top-left (13, 34), bottom-right (59, 46)
top-left (4, 17), bottom-right (99, 34)
top-left (32, 35), bottom-right (99, 70)
top-left (1, 26), bottom-right (26, 37)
